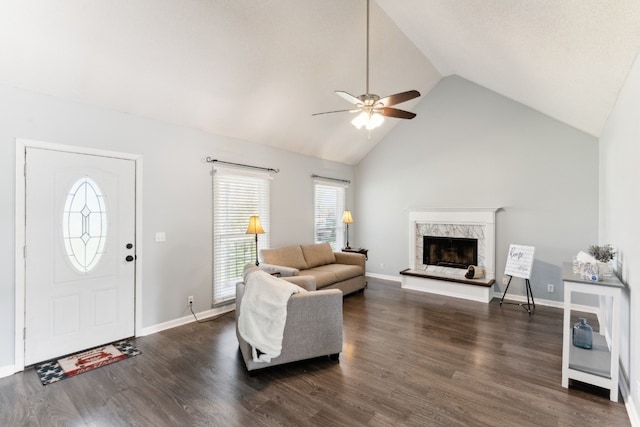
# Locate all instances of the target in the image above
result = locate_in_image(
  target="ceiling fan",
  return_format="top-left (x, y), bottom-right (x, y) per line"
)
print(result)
top-left (313, 0), bottom-right (421, 130)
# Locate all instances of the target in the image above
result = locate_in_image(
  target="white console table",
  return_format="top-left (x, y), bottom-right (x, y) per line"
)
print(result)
top-left (561, 262), bottom-right (624, 402)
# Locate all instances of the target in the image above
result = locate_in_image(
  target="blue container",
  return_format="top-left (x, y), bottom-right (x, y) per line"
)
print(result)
top-left (572, 318), bottom-right (593, 349)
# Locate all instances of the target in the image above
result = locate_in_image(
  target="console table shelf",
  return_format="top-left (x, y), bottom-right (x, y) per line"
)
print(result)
top-left (561, 262), bottom-right (623, 402)
top-left (569, 333), bottom-right (611, 379)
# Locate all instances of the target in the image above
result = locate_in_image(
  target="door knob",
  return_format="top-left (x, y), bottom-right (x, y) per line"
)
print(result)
top-left (125, 255), bottom-right (135, 262)
top-left (126, 243), bottom-right (133, 249)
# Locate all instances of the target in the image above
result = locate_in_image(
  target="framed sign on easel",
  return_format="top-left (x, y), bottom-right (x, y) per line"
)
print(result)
top-left (500, 244), bottom-right (536, 314)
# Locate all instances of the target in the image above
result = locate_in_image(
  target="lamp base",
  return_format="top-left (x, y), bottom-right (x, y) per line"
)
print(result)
top-left (254, 233), bottom-right (260, 267)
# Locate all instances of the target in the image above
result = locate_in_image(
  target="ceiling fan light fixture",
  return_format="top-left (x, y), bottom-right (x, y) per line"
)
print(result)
top-left (351, 111), bottom-right (384, 130)
top-left (366, 112), bottom-right (384, 130)
top-left (351, 111), bottom-right (369, 129)
top-left (313, 0), bottom-right (420, 128)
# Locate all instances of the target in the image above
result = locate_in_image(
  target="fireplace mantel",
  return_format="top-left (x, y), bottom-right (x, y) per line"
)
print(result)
top-left (403, 207), bottom-right (500, 303)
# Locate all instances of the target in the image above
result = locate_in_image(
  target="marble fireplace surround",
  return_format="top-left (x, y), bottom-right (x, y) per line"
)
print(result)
top-left (402, 208), bottom-right (499, 303)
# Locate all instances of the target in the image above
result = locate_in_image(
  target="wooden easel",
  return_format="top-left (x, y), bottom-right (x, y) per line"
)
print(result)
top-left (499, 244), bottom-right (536, 315)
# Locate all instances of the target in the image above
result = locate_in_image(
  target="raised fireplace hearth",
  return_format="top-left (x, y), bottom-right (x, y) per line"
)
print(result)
top-left (402, 208), bottom-right (499, 303)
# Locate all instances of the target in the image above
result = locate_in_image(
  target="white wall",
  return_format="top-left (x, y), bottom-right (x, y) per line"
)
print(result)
top-left (599, 52), bottom-right (640, 417)
top-left (355, 76), bottom-right (599, 301)
top-left (0, 84), bottom-right (354, 369)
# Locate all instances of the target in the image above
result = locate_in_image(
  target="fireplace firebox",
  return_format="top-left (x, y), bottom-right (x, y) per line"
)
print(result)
top-left (423, 236), bottom-right (478, 269)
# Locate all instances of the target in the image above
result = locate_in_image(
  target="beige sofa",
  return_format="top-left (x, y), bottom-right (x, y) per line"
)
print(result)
top-left (260, 243), bottom-right (366, 295)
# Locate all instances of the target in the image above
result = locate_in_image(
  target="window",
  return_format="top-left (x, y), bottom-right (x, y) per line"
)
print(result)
top-left (213, 168), bottom-right (270, 306)
top-left (314, 181), bottom-right (346, 251)
top-left (62, 177), bottom-right (108, 273)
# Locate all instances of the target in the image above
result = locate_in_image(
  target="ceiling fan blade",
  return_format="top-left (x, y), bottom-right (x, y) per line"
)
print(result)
top-left (335, 91), bottom-right (363, 105)
top-left (312, 108), bottom-right (359, 116)
top-left (380, 107), bottom-right (416, 119)
top-left (378, 90), bottom-right (421, 107)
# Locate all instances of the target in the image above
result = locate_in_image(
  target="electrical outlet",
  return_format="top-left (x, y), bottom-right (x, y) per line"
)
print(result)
top-left (188, 296), bottom-right (194, 305)
top-left (380, 263), bottom-right (384, 270)
top-left (547, 284), bottom-right (554, 293)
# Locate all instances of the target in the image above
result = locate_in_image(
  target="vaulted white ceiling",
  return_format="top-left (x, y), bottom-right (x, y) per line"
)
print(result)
top-left (1, 1), bottom-right (639, 165)
top-left (378, 0), bottom-right (640, 139)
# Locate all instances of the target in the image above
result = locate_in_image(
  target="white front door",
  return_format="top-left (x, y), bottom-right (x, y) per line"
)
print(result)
top-left (24, 147), bottom-right (136, 365)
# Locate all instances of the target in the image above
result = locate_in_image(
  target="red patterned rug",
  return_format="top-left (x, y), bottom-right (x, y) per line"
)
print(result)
top-left (35, 340), bottom-right (141, 385)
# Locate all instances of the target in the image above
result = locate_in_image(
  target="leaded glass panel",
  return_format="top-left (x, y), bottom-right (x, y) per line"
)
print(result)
top-left (62, 177), bottom-right (108, 272)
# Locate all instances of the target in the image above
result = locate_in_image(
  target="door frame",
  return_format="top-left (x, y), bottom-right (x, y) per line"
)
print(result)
top-left (14, 138), bottom-right (143, 371)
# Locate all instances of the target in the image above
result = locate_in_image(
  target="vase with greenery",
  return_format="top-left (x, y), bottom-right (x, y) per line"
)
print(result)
top-left (588, 244), bottom-right (616, 277)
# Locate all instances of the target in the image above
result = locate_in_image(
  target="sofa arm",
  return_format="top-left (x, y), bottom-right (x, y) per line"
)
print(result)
top-left (283, 289), bottom-right (343, 351)
top-left (259, 263), bottom-right (299, 277)
top-left (334, 251), bottom-right (366, 269)
top-left (282, 275), bottom-right (317, 291)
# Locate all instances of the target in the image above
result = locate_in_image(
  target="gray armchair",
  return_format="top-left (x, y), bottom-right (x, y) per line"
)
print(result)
top-left (235, 272), bottom-right (343, 372)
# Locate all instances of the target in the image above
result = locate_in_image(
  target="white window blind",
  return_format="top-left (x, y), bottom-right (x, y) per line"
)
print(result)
top-left (314, 181), bottom-right (346, 251)
top-left (213, 168), bottom-right (270, 306)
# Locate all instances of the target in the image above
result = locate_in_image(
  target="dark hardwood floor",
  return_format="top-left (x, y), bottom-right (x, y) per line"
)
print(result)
top-left (0, 278), bottom-right (630, 426)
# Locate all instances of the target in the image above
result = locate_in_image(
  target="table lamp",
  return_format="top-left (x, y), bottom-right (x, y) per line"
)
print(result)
top-left (246, 215), bottom-right (265, 266)
top-left (342, 210), bottom-right (353, 249)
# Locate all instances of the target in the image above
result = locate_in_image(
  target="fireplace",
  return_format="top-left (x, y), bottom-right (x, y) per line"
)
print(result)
top-left (423, 236), bottom-right (478, 269)
top-left (403, 208), bottom-right (499, 303)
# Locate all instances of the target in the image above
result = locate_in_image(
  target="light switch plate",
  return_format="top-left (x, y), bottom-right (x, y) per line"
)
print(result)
top-left (155, 232), bottom-right (166, 242)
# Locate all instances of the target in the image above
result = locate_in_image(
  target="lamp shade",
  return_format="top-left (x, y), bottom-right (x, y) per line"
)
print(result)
top-left (342, 210), bottom-right (354, 224)
top-left (246, 215), bottom-right (265, 234)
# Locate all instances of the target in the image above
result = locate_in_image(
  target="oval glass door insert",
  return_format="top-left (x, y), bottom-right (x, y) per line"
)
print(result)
top-left (62, 177), bottom-right (108, 272)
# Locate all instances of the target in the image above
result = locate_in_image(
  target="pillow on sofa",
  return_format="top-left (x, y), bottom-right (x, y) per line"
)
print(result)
top-left (261, 245), bottom-right (308, 270)
top-left (301, 243), bottom-right (336, 268)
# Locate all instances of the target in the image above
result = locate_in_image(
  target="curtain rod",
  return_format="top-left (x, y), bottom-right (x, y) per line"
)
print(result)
top-left (311, 174), bottom-right (351, 184)
top-left (206, 157), bottom-right (279, 174)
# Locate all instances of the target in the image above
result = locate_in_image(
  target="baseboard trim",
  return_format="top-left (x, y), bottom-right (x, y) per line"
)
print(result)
top-left (493, 292), bottom-right (598, 313)
top-left (138, 305), bottom-right (235, 337)
top-left (0, 364), bottom-right (17, 378)
top-left (369, 277), bottom-right (600, 313)
top-left (618, 367), bottom-right (638, 426)
top-left (1, 306), bottom-right (236, 378)
top-left (366, 272), bottom-right (400, 282)
top-left (625, 394), bottom-right (639, 427)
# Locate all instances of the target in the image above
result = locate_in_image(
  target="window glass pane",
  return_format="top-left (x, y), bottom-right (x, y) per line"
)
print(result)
top-left (213, 169), bottom-right (270, 305)
top-left (62, 177), bottom-right (108, 273)
top-left (314, 182), bottom-right (346, 251)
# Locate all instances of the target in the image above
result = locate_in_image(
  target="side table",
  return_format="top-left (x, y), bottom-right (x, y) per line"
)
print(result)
top-left (561, 262), bottom-right (623, 402)
top-left (342, 247), bottom-right (368, 260)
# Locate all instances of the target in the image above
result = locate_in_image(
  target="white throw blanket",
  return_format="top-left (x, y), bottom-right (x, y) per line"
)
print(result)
top-left (238, 268), bottom-right (306, 362)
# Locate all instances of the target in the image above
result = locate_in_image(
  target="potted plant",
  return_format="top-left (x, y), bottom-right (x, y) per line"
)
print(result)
top-left (588, 244), bottom-right (616, 276)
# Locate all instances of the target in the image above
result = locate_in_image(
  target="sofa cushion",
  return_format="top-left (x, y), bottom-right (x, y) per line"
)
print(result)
top-left (301, 243), bottom-right (336, 268)
top-left (310, 264), bottom-right (363, 282)
top-left (261, 245), bottom-right (308, 270)
top-left (299, 269), bottom-right (338, 288)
